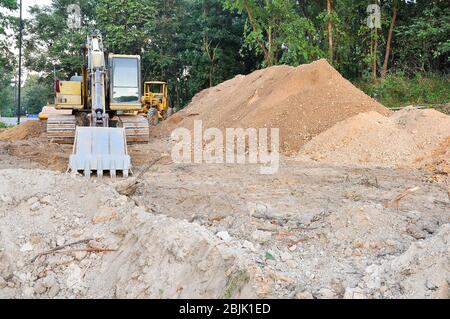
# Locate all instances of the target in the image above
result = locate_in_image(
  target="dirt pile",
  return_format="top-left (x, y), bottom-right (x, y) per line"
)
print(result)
top-left (156, 59), bottom-right (390, 154)
top-left (3, 139), bottom-right (71, 172)
top-left (299, 107), bottom-right (450, 168)
top-left (423, 136), bottom-right (450, 182)
top-left (0, 120), bottom-right (45, 142)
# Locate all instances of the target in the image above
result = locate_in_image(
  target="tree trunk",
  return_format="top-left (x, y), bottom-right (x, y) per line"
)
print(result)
top-left (381, 4), bottom-right (398, 78)
top-left (268, 24), bottom-right (273, 66)
top-left (327, 0), bottom-right (334, 63)
top-left (372, 27), bottom-right (378, 81)
top-left (209, 67), bottom-right (213, 88)
top-left (244, 2), bottom-right (271, 66)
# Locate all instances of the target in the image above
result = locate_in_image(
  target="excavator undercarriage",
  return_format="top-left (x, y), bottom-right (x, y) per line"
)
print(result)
top-left (47, 114), bottom-right (149, 144)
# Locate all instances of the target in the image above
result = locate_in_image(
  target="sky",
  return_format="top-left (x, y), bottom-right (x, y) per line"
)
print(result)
top-left (19, 0), bottom-right (52, 19)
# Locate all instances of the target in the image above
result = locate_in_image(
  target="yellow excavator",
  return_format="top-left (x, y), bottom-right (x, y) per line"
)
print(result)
top-left (47, 31), bottom-right (149, 177)
top-left (141, 81), bottom-right (171, 125)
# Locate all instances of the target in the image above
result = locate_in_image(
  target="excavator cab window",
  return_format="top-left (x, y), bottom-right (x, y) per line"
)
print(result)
top-left (111, 57), bottom-right (140, 103)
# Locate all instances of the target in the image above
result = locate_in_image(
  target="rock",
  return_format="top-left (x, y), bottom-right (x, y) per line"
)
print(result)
top-left (0, 276), bottom-right (6, 289)
top-left (74, 251), bottom-right (87, 261)
top-left (23, 286), bottom-right (34, 297)
top-left (406, 225), bottom-right (426, 240)
top-left (242, 240), bottom-right (256, 252)
top-left (251, 230), bottom-right (272, 243)
top-left (352, 239), bottom-right (365, 249)
top-left (365, 265), bottom-right (381, 289)
top-left (92, 207), bottom-right (119, 224)
top-left (42, 273), bottom-right (58, 288)
top-left (217, 231), bottom-right (231, 241)
top-left (56, 236), bottom-right (66, 247)
top-left (280, 252), bottom-right (292, 262)
top-left (0, 194), bottom-right (12, 203)
top-left (26, 197), bottom-right (38, 205)
top-left (425, 279), bottom-right (438, 290)
top-left (65, 264), bottom-right (82, 288)
top-left (255, 203), bottom-right (269, 215)
top-left (344, 287), bottom-right (367, 299)
top-left (286, 260), bottom-right (298, 268)
top-left (47, 285), bottom-right (60, 298)
top-left (296, 291), bottom-right (314, 299)
top-left (318, 288), bottom-right (335, 299)
top-left (34, 281), bottom-right (47, 294)
top-left (20, 242), bottom-right (34, 252)
top-left (40, 195), bottom-right (53, 205)
top-left (30, 202), bottom-right (41, 212)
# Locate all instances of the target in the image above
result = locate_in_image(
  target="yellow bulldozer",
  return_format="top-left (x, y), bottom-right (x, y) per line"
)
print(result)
top-left (141, 81), bottom-right (171, 125)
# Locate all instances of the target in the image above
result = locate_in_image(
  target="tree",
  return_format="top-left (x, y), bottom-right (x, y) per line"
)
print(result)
top-left (327, 0), bottom-right (334, 62)
top-left (394, 0), bottom-right (450, 73)
top-left (96, 0), bottom-right (156, 55)
top-left (24, 0), bottom-right (97, 81)
top-left (0, 0), bottom-right (17, 85)
top-left (0, 0), bottom-right (17, 117)
top-left (381, 0), bottom-right (398, 78)
top-left (226, 0), bottom-right (323, 67)
top-left (21, 74), bottom-right (52, 115)
top-left (164, 0), bottom-right (253, 106)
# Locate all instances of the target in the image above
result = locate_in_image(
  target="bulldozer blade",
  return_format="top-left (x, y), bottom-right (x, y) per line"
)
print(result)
top-left (69, 127), bottom-right (131, 177)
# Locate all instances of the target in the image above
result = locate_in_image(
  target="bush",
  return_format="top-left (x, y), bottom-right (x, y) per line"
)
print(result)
top-left (356, 73), bottom-right (450, 109)
top-left (0, 121), bottom-right (12, 129)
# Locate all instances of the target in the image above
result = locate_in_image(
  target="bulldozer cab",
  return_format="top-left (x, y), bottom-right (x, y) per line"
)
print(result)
top-left (142, 81), bottom-right (170, 124)
top-left (144, 81), bottom-right (167, 99)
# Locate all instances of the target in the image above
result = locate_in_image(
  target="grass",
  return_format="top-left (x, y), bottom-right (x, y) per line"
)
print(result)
top-left (356, 73), bottom-right (450, 110)
top-left (0, 121), bottom-right (12, 129)
top-left (222, 270), bottom-right (250, 299)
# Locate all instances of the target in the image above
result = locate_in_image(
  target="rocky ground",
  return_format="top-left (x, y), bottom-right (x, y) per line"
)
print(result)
top-left (0, 150), bottom-right (448, 298)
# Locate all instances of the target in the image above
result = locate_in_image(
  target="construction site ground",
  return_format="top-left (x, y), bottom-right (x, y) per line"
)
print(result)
top-left (1, 132), bottom-right (449, 299)
top-left (0, 60), bottom-right (449, 299)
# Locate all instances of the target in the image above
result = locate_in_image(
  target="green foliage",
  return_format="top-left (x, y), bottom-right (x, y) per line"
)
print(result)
top-left (395, 2), bottom-right (450, 73)
top-left (357, 73), bottom-right (450, 109)
top-left (0, 121), bottom-right (13, 128)
top-left (0, 0), bottom-right (17, 86)
top-left (0, 85), bottom-right (14, 117)
top-left (10, 0), bottom-right (449, 113)
top-left (22, 74), bottom-right (52, 115)
top-left (225, 0), bottom-right (324, 67)
top-left (222, 270), bottom-right (250, 299)
top-left (178, 0), bottom-right (253, 104)
top-left (96, 0), bottom-right (155, 54)
top-left (24, 0), bottom-right (96, 79)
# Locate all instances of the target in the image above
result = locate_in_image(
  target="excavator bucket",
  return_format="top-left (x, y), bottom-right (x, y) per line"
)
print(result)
top-left (69, 127), bottom-right (131, 178)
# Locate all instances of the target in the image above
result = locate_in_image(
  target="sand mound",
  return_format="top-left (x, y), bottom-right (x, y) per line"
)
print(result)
top-left (0, 121), bottom-right (45, 141)
top-left (155, 59), bottom-right (390, 154)
top-left (423, 136), bottom-right (450, 182)
top-left (300, 107), bottom-right (450, 168)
